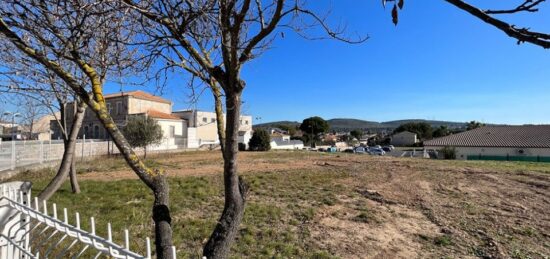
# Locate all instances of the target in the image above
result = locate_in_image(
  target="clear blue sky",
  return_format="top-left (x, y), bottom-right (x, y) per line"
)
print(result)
top-left (108, 1), bottom-right (550, 125)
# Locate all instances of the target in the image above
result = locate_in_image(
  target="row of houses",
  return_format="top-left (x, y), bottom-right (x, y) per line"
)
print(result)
top-left (51, 90), bottom-right (253, 149)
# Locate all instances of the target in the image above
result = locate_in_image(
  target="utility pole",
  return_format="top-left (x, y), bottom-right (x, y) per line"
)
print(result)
top-left (3, 111), bottom-right (21, 140)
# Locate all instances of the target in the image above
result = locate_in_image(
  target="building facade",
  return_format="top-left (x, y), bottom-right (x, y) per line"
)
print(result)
top-left (391, 131), bottom-right (418, 146)
top-left (52, 91), bottom-right (253, 149)
top-left (173, 110), bottom-right (253, 148)
top-left (424, 125), bottom-right (550, 162)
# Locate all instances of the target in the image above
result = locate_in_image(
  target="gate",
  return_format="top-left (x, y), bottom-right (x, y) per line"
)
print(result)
top-left (0, 181), bottom-right (176, 258)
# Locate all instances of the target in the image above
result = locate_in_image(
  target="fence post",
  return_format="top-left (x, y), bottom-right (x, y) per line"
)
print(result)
top-left (40, 141), bottom-right (44, 164)
top-left (82, 135), bottom-right (85, 162)
top-left (11, 140), bottom-right (16, 170)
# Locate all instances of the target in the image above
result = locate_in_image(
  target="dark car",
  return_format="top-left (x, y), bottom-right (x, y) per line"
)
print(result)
top-left (354, 147), bottom-right (367, 154)
top-left (382, 147), bottom-right (392, 152)
top-left (343, 148), bottom-right (355, 153)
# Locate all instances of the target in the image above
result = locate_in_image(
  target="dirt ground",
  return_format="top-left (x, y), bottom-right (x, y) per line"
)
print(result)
top-left (75, 151), bottom-right (550, 258)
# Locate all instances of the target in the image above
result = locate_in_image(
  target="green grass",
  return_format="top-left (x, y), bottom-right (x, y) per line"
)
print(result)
top-left (17, 166), bottom-right (347, 258)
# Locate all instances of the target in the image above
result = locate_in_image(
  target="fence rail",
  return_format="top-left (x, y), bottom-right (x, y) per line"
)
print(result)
top-left (0, 181), bottom-right (177, 258)
top-left (0, 137), bottom-right (188, 173)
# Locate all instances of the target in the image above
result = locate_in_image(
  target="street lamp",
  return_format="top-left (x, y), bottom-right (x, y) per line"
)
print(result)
top-left (3, 111), bottom-right (21, 140)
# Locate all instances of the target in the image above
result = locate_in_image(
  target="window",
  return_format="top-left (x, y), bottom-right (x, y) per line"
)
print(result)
top-left (245, 120), bottom-right (249, 125)
top-left (116, 101), bottom-right (122, 115)
top-left (107, 103), bottom-right (112, 114)
top-left (211, 118), bottom-right (215, 123)
top-left (202, 117), bottom-right (207, 123)
top-left (93, 125), bottom-right (99, 139)
top-left (169, 126), bottom-right (175, 138)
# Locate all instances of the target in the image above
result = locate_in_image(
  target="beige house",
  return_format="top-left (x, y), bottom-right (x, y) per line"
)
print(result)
top-left (52, 90), bottom-right (253, 149)
top-left (173, 110), bottom-right (253, 148)
top-left (391, 131), bottom-right (418, 146)
top-left (424, 125), bottom-right (550, 162)
top-left (52, 91), bottom-right (184, 149)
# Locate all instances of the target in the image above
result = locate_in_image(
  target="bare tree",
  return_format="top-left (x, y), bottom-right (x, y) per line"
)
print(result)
top-left (385, 0), bottom-right (549, 48)
top-left (16, 95), bottom-right (47, 140)
top-left (122, 1), bottom-right (366, 257)
top-left (445, 0), bottom-right (549, 49)
top-left (0, 1), bottom-right (175, 257)
top-left (0, 59), bottom-right (85, 196)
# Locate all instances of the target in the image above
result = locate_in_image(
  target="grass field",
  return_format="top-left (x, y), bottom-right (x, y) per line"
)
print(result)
top-left (7, 151), bottom-right (550, 258)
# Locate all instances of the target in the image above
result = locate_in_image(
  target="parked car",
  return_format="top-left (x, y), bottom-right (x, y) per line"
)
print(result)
top-left (369, 148), bottom-right (386, 156)
top-left (388, 145), bottom-right (395, 150)
top-left (326, 147), bottom-right (337, 153)
top-left (382, 146), bottom-right (392, 152)
top-left (354, 147), bottom-right (367, 154)
top-left (343, 148), bottom-right (355, 153)
top-left (373, 145), bottom-right (382, 149)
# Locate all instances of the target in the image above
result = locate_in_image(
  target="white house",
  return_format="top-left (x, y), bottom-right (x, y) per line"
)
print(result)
top-left (172, 109), bottom-right (253, 149)
top-left (391, 131), bottom-right (418, 146)
top-left (424, 125), bottom-right (550, 162)
top-left (269, 133), bottom-right (304, 150)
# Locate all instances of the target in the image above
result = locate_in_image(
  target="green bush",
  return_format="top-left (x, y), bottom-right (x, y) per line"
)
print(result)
top-left (441, 146), bottom-right (457, 159)
top-left (248, 129), bottom-right (271, 151)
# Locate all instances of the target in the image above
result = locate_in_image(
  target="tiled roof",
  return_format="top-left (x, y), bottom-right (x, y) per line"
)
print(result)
top-left (104, 90), bottom-right (171, 104)
top-left (424, 125), bottom-right (550, 148)
top-left (146, 109), bottom-right (182, 120)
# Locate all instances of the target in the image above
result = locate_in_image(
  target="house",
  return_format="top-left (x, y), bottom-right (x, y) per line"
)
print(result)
top-left (173, 109), bottom-right (253, 148)
top-left (32, 113), bottom-right (60, 140)
top-left (391, 131), bottom-right (418, 146)
top-left (268, 132), bottom-right (304, 150)
top-left (52, 91), bottom-right (183, 148)
top-left (52, 90), bottom-right (253, 149)
top-left (424, 125), bottom-right (550, 162)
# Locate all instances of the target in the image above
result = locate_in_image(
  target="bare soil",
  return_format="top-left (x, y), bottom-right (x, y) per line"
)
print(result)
top-left (67, 151), bottom-right (550, 258)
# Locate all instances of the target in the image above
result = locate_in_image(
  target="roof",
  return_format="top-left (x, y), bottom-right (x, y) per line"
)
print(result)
top-left (393, 131), bottom-right (417, 136)
top-left (146, 109), bottom-right (182, 120)
top-left (424, 125), bottom-right (550, 148)
top-left (104, 90), bottom-right (171, 104)
top-left (271, 132), bottom-right (289, 137)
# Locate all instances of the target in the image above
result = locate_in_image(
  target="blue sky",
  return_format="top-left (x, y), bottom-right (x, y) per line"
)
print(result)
top-left (111, 1), bottom-right (550, 125)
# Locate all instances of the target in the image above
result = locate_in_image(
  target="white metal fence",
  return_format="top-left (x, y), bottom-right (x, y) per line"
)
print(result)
top-left (0, 137), bottom-right (188, 173)
top-left (0, 181), bottom-right (176, 258)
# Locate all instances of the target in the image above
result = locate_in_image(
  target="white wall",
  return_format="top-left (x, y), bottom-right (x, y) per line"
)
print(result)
top-left (428, 146), bottom-right (550, 160)
top-left (270, 139), bottom-right (304, 150)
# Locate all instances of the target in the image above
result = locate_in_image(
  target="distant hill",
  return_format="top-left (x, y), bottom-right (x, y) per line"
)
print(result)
top-left (255, 118), bottom-right (468, 132)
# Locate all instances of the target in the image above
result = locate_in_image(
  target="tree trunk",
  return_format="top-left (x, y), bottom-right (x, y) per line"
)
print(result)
top-left (90, 102), bottom-right (174, 259)
top-left (203, 91), bottom-right (248, 259)
top-left (38, 101), bottom-right (85, 201)
top-left (211, 80), bottom-right (226, 151)
top-left (69, 158), bottom-right (81, 194)
top-left (152, 176), bottom-right (172, 259)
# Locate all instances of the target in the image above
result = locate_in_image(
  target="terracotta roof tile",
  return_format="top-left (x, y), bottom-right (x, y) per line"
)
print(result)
top-left (424, 125), bottom-right (550, 148)
top-left (104, 90), bottom-right (171, 104)
top-left (146, 109), bottom-right (182, 120)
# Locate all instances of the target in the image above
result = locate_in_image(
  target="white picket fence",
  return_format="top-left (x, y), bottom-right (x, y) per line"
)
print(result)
top-left (0, 137), bottom-right (188, 173)
top-left (0, 181), bottom-right (176, 258)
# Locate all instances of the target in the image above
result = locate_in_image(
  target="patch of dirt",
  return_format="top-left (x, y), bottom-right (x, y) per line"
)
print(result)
top-left (310, 198), bottom-right (440, 259)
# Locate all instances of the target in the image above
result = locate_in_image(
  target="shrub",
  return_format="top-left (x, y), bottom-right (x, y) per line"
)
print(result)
top-left (248, 129), bottom-right (271, 151)
top-left (122, 116), bottom-right (163, 158)
top-left (441, 146), bottom-right (457, 159)
top-left (238, 143), bottom-right (247, 151)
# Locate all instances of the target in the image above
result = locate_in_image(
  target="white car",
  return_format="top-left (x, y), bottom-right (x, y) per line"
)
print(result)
top-left (369, 148), bottom-right (385, 156)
